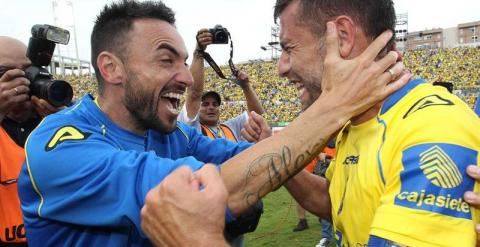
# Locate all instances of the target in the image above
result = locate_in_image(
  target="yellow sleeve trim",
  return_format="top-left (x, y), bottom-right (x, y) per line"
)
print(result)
top-left (24, 118), bottom-right (48, 217)
top-left (176, 124), bottom-right (190, 142)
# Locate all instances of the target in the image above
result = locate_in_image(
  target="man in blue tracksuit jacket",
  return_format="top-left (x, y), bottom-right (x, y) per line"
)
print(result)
top-left (17, 1), bottom-right (253, 246)
top-left (18, 94), bottom-right (250, 246)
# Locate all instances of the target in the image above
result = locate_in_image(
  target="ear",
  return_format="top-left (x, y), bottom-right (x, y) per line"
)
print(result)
top-left (333, 16), bottom-right (356, 58)
top-left (97, 51), bottom-right (125, 85)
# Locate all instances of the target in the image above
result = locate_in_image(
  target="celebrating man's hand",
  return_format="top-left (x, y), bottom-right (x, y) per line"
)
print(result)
top-left (463, 165), bottom-right (480, 236)
top-left (320, 22), bottom-right (412, 120)
top-left (141, 165), bottom-right (228, 247)
top-left (241, 111), bottom-right (272, 143)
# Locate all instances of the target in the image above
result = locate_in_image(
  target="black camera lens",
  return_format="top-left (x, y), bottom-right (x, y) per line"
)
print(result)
top-left (48, 80), bottom-right (73, 107)
top-left (214, 31), bottom-right (228, 44)
top-left (25, 66), bottom-right (73, 107)
top-left (209, 25), bottom-right (229, 44)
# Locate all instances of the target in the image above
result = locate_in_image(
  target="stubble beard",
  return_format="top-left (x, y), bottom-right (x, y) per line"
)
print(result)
top-left (123, 72), bottom-right (176, 134)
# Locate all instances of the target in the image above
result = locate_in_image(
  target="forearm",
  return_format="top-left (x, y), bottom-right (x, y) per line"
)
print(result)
top-left (284, 170), bottom-right (331, 220)
top-left (186, 52), bottom-right (205, 119)
top-left (221, 93), bottom-right (350, 215)
top-left (241, 84), bottom-right (264, 115)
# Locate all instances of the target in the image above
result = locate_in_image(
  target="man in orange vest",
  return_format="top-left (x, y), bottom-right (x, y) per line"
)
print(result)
top-left (178, 29), bottom-right (265, 142)
top-left (177, 29), bottom-right (266, 246)
top-left (0, 36), bottom-right (62, 246)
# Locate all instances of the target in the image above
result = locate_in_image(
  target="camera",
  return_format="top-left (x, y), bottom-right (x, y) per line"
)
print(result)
top-left (209, 25), bottom-right (229, 44)
top-left (25, 24), bottom-right (73, 107)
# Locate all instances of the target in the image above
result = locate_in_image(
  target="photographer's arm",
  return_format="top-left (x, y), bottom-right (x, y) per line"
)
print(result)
top-left (237, 71), bottom-right (265, 115)
top-left (185, 29), bottom-right (211, 119)
top-left (219, 24), bottom-right (411, 215)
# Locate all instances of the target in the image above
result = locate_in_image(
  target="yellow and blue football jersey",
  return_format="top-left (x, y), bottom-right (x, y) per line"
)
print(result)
top-left (326, 79), bottom-right (480, 247)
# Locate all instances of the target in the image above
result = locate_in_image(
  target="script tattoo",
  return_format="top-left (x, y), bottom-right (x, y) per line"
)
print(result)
top-left (242, 141), bottom-right (324, 206)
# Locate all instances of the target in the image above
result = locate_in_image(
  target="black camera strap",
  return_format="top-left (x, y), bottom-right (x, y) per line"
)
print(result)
top-left (199, 32), bottom-right (239, 79)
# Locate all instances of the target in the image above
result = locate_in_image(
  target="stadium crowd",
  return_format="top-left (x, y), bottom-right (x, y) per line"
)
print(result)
top-left (57, 46), bottom-right (479, 123)
top-left (404, 47), bottom-right (480, 108)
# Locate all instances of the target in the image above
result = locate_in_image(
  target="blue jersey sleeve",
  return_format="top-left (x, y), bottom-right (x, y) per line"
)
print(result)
top-left (19, 120), bottom-right (204, 233)
top-left (178, 122), bottom-right (253, 165)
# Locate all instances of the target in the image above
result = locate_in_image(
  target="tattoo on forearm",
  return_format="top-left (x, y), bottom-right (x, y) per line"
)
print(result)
top-left (242, 141), bottom-right (325, 206)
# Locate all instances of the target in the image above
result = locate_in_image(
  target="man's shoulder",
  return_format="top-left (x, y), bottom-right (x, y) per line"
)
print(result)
top-left (32, 101), bottom-right (90, 135)
top-left (382, 81), bottom-right (477, 124)
top-left (26, 96), bottom-right (102, 151)
top-left (176, 121), bottom-right (198, 133)
top-left (172, 122), bottom-right (202, 141)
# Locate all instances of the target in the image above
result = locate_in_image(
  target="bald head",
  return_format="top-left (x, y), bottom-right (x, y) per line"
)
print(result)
top-left (0, 36), bottom-right (30, 71)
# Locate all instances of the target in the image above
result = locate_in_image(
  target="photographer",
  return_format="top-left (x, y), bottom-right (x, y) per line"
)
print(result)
top-left (0, 36), bottom-right (62, 246)
top-left (178, 28), bottom-right (266, 246)
top-left (179, 28), bottom-right (264, 141)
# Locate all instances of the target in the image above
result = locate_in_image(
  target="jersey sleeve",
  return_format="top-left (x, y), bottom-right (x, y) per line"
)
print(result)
top-left (180, 123), bottom-right (253, 165)
top-left (18, 120), bottom-right (205, 233)
top-left (369, 95), bottom-right (480, 246)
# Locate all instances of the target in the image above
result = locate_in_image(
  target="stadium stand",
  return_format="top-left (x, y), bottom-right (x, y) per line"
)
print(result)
top-left (57, 47), bottom-right (480, 123)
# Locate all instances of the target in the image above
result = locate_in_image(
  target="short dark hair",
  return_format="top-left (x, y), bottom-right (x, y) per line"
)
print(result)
top-left (274, 0), bottom-right (396, 51)
top-left (91, 0), bottom-right (176, 95)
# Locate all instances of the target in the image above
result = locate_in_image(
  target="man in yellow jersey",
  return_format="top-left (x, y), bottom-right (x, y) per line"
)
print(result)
top-left (147, 1), bottom-right (480, 246)
top-left (140, 10), bottom-right (414, 247)
top-left (141, 0), bottom-right (480, 246)
top-left (273, 0), bottom-right (480, 246)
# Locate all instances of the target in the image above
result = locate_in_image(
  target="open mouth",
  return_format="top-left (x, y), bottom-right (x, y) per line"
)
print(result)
top-left (161, 92), bottom-right (182, 114)
top-left (291, 81), bottom-right (306, 98)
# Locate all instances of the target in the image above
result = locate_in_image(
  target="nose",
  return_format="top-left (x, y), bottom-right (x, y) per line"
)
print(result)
top-left (207, 104), bottom-right (216, 110)
top-left (277, 52), bottom-right (291, 78)
top-left (175, 66), bottom-right (194, 87)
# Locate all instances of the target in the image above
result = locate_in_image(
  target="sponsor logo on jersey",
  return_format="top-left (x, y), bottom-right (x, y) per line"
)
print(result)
top-left (343, 155), bottom-right (359, 165)
top-left (395, 143), bottom-right (477, 219)
top-left (403, 94), bottom-right (453, 119)
top-left (45, 125), bottom-right (92, 151)
top-left (419, 145), bottom-right (462, 188)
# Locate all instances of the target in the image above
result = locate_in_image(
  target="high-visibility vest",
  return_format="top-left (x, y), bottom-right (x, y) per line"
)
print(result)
top-left (200, 124), bottom-right (237, 142)
top-left (0, 127), bottom-right (27, 244)
top-left (305, 156), bottom-right (320, 173)
top-left (324, 146), bottom-right (336, 159)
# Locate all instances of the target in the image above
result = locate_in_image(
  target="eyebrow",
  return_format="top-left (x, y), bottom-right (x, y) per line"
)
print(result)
top-left (156, 43), bottom-right (188, 61)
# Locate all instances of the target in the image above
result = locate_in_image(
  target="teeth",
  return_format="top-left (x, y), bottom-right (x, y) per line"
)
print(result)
top-left (163, 92), bottom-right (182, 100)
top-left (297, 87), bottom-right (305, 98)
